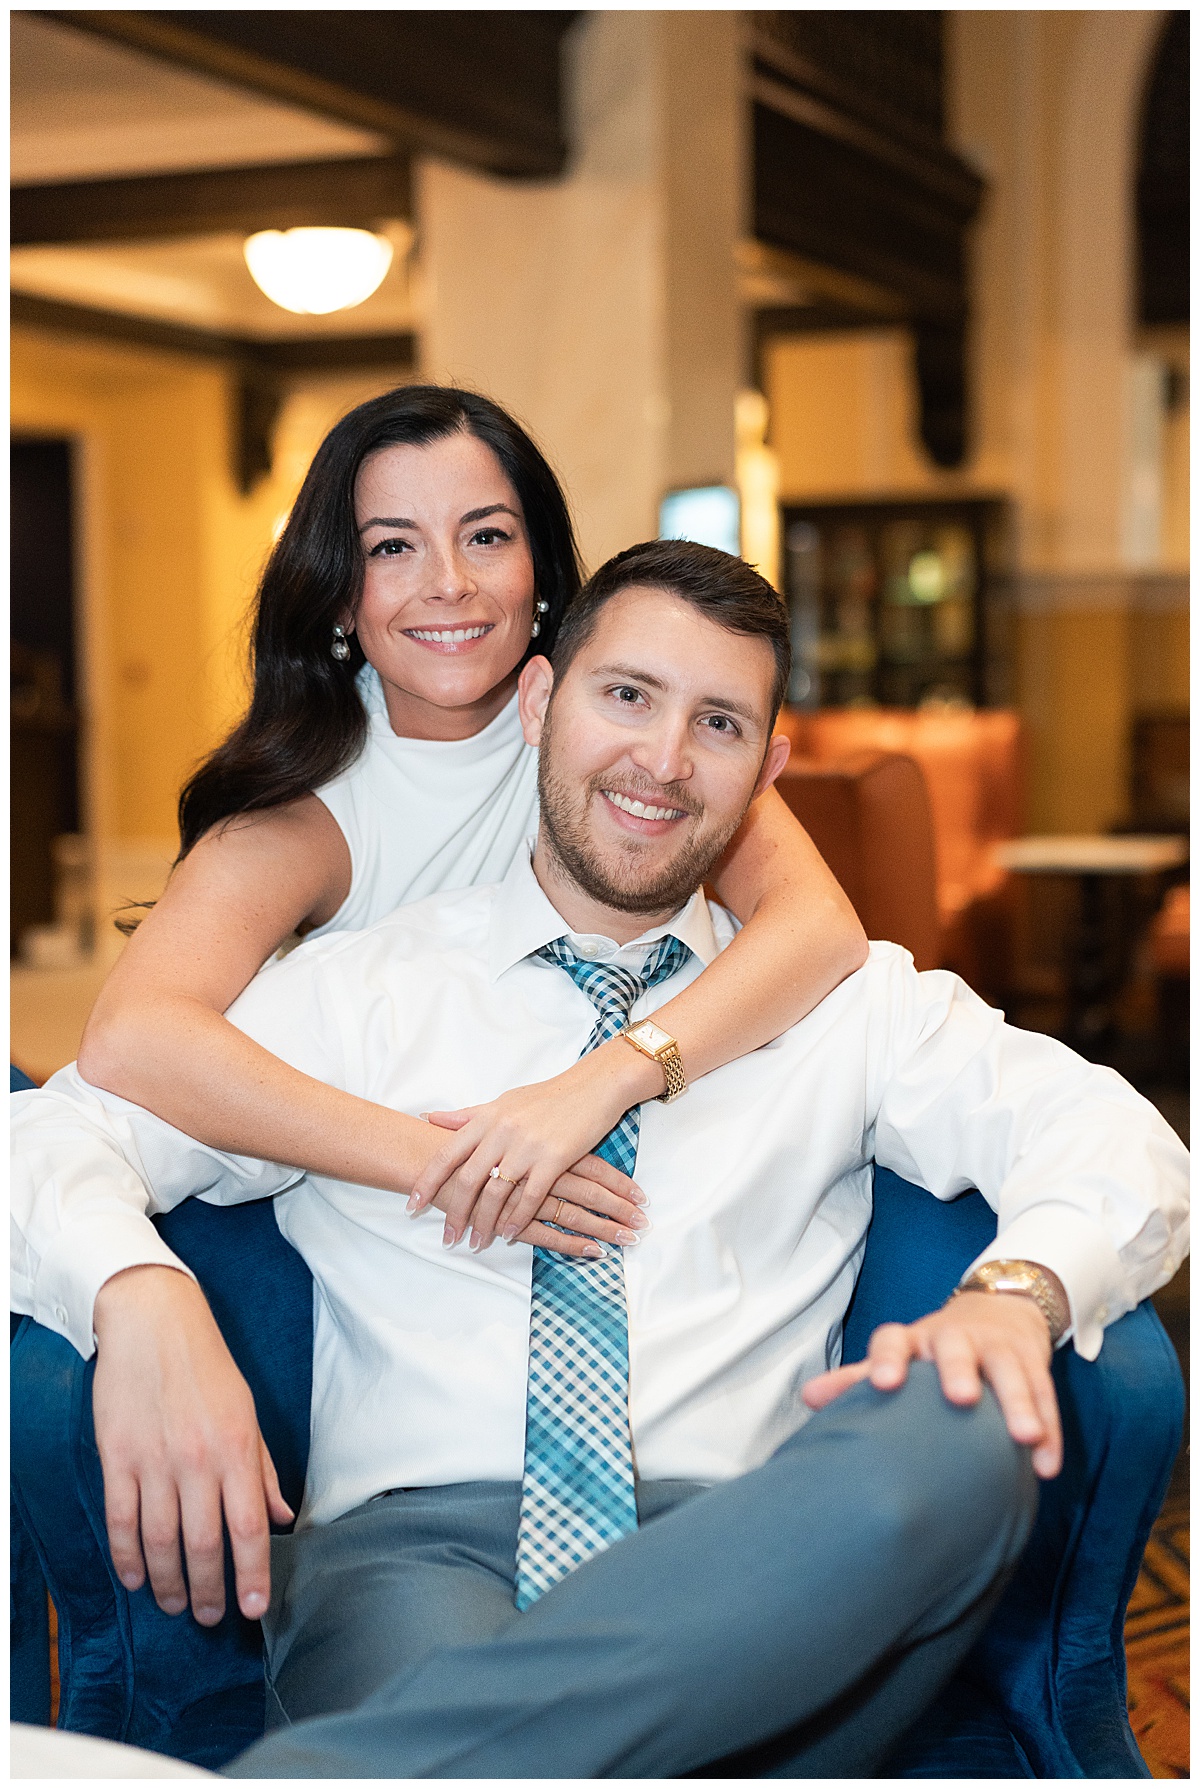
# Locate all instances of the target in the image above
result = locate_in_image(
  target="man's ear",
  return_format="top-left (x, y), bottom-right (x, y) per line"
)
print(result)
top-left (752, 732), bottom-right (792, 800)
top-left (518, 656), bottom-right (554, 746)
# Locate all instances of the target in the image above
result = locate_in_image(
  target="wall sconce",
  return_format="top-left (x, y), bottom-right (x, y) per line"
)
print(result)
top-left (243, 226), bottom-right (395, 315)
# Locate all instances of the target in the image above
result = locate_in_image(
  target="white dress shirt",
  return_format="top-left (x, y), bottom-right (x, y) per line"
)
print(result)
top-left (12, 845), bottom-right (1189, 1528)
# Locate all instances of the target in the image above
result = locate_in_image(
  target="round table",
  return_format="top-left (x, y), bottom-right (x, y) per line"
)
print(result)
top-left (992, 834), bottom-right (1188, 1054)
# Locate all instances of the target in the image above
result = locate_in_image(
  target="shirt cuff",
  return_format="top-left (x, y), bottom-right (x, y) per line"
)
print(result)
top-left (33, 1212), bottom-right (197, 1360)
top-left (964, 1201), bottom-right (1128, 1361)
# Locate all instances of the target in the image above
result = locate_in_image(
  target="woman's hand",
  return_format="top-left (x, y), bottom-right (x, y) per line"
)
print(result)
top-left (409, 1041), bottom-right (664, 1252)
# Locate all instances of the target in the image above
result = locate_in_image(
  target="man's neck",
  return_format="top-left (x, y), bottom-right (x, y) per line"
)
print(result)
top-left (531, 836), bottom-right (687, 946)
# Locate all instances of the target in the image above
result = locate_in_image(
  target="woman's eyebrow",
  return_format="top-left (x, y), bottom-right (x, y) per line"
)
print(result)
top-left (358, 503), bottom-right (519, 533)
top-left (460, 504), bottom-right (520, 525)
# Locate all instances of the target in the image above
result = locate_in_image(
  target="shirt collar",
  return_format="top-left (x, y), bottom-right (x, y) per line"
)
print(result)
top-left (488, 836), bottom-right (721, 982)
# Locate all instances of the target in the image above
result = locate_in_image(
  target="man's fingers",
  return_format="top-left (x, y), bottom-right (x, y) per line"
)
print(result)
top-left (802, 1359), bottom-right (872, 1409)
top-left (102, 1467), bottom-right (148, 1593)
top-left (927, 1326), bottom-right (985, 1407)
top-left (178, 1477), bottom-right (228, 1626)
top-left (865, 1321), bottom-right (918, 1391)
top-left (220, 1459), bottom-right (274, 1622)
top-left (970, 1344), bottom-right (1047, 1451)
top-left (261, 1436), bottom-right (295, 1530)
top-left (137, 1476), bottom-right (189, 1616)
top-left (1028, 1365), bottom-right (1064, 1479)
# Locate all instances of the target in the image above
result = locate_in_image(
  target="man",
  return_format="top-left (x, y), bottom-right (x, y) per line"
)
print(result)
top-left (13, 541), bottom-right (1188, 1778)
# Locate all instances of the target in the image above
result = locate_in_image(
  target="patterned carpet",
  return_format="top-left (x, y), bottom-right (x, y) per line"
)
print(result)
top-left (1127, 1478), bottom-right (1190, 1778)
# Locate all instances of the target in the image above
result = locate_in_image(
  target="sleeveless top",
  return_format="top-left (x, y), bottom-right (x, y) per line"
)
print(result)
top-left (309, 665), bottom-right (540, 938)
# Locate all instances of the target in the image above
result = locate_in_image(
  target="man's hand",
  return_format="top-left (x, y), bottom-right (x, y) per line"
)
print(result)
top-left (92, 1265), bottom-right (293, 1626)
top-left (803, 1290), bottom-right (1063, 1478)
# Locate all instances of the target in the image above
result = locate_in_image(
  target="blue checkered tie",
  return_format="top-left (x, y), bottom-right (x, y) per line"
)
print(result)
top-left (514, 933), bottom-right (692, 1610)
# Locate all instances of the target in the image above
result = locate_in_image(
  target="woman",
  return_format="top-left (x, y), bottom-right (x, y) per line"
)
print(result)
top-left (79, 386), bottom-right (867, 1255)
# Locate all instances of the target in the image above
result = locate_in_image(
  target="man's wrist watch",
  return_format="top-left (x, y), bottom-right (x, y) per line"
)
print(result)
top-left (951, 1259), bottom-right (1070, 1346)
top-left (621, 1018), bottom-right (687, 1103)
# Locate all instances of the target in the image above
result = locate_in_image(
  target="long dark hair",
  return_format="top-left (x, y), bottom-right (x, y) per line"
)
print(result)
top-left (177, 385), bottom-right (582, 857)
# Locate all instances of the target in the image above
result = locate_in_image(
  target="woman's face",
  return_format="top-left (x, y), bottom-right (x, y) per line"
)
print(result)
top-left (350, 432), bottom-right (538, 740)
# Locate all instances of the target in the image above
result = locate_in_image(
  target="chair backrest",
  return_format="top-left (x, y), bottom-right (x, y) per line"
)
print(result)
top-left (778, 708), bottom-right (1024, 932)
top-left (777, 751), bottom-right (941, 969)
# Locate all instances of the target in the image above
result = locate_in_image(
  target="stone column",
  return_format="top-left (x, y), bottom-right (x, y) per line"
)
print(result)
top-left (416, 11), bottom-right (744, 573)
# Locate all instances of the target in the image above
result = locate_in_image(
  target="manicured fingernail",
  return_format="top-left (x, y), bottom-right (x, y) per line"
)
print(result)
top-left (629, 1187), bottom-right (648, 1205)
top-left (442, 1224), bottom-right (457, 1248)
top-left (406, 1194), bottom-right (421, 1214)
top-left (582, 1243), bottom-right (604, 1259)
top-left (119, 1571), bottom-right (142, 1591)
top-left (243, 1592), bottom-right (267, 1617)
top-left (418, 1113), bottom-right (430, 1121)
top-left (469, 1232), bottom-right (484, 1252)
top-left (195, 1605), bottom-right (222, 1624)
top-left (627, 1210), bottom-right (649, 1229)
top-left (161, 1596), bottom-right (187, 1616)
top-left (615, 1229), bottom-right (640, 1246)
top-left (502, 1224), bottom-right (518, 1243)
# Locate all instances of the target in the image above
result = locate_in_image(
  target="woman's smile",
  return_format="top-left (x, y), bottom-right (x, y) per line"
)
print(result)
top-left (401, 623), bottom-right (496, 652)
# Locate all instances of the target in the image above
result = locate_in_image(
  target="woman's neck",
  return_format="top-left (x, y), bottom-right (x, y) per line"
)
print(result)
top-left (376, 671), bottom-right (520, 742)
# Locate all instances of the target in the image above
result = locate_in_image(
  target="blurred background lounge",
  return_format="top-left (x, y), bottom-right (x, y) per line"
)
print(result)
top-left (8, 10), bottom-right (1190, 1771)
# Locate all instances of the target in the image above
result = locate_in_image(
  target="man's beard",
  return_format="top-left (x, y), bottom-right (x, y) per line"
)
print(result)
top-left (536, 706), bottom-right (751, 917)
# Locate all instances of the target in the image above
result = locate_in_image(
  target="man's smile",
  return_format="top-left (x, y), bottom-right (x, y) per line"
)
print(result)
top-left (599, 787), bottom-right (693, 835)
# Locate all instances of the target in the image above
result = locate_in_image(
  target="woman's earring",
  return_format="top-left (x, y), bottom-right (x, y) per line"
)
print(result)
top-left (530, 599), bottom-right (550, 640)
top-left (331, 624), bottom-right (351, 662)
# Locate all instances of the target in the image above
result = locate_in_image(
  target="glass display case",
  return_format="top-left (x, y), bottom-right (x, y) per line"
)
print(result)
top-left (780, 497), bottom-right (1010, 709)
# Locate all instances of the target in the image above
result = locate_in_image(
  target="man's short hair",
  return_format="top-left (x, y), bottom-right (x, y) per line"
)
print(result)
top-left (551, 540), bottom-right (792, 721)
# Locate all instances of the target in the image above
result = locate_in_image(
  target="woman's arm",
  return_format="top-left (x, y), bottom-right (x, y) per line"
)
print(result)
top-left (78, 800), bottom-right (642, 1257)
top-left (414, 783), bottom-right (868, 1242)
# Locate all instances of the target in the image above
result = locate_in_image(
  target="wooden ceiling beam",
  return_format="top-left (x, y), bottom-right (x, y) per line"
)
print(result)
top-left (46, 10), bottom-right (573, 178)
top-left (12, 155), bottom-right (412, 247)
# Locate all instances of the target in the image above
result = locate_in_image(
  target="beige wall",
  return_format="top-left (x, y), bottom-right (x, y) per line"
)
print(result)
top-left (765, 10), bottom-right (1188, 836)
top-left (418, 10), bottom-right (743, 573)
top-left (12, 326), bottom-right (408, 855)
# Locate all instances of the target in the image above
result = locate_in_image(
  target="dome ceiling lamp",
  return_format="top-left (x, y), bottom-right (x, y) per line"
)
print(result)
top-left (243, 225), bottom-right (397, 315)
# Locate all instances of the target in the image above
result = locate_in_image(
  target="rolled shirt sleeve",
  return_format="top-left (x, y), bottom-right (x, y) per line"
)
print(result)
top-left (867, 952), bottom-right (1189, 1358)
top-left (11, 941), bottom-right (350, 1358)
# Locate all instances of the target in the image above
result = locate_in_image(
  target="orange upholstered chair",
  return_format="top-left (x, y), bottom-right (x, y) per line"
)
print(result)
top-left (777, 751), bottom-right (941, 971)
top-left (777, 710), bottom-right (1023, 993)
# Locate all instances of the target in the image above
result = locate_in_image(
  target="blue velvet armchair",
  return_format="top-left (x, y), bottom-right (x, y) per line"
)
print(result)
top-left (11, 1114), bottom-right (1183, 1775)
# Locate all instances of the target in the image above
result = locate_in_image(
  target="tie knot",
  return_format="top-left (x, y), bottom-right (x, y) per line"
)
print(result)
top-left (537, 934), bottom-right (690, 1027)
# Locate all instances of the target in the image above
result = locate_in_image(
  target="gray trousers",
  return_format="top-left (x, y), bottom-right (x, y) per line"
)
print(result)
top-left (227, 1365), bottom-right (1037, 1778)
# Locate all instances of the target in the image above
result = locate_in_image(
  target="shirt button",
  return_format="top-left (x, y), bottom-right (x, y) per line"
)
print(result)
top-left (54, 1304), bottom-right (68, 1324)
top-left (575, 941), bottom-right (600, 960)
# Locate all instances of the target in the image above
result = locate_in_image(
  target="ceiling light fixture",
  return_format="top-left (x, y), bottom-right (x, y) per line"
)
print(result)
top-left (243, 227), bottom-right (394, 315)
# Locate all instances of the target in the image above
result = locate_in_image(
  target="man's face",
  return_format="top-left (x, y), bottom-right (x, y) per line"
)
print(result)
top-left (521, 586), bottom-right (789, 920)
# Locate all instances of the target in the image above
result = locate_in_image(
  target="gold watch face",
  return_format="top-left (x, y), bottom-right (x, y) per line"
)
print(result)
top-left (976, 1261), bottom-right (1038, 1293)
top-left (628, 1019), bottom-right (672, 1056)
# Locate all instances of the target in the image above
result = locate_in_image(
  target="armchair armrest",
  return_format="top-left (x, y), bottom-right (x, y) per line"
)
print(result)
top-left (851, 1167), bottom-right (1183, 1779)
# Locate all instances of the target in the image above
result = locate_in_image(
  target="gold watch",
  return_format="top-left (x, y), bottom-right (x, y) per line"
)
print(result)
top-left (621, 1018), bottom-right (687, 1103)
top-left (951, 1259), bottom-right (1069, 1345)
